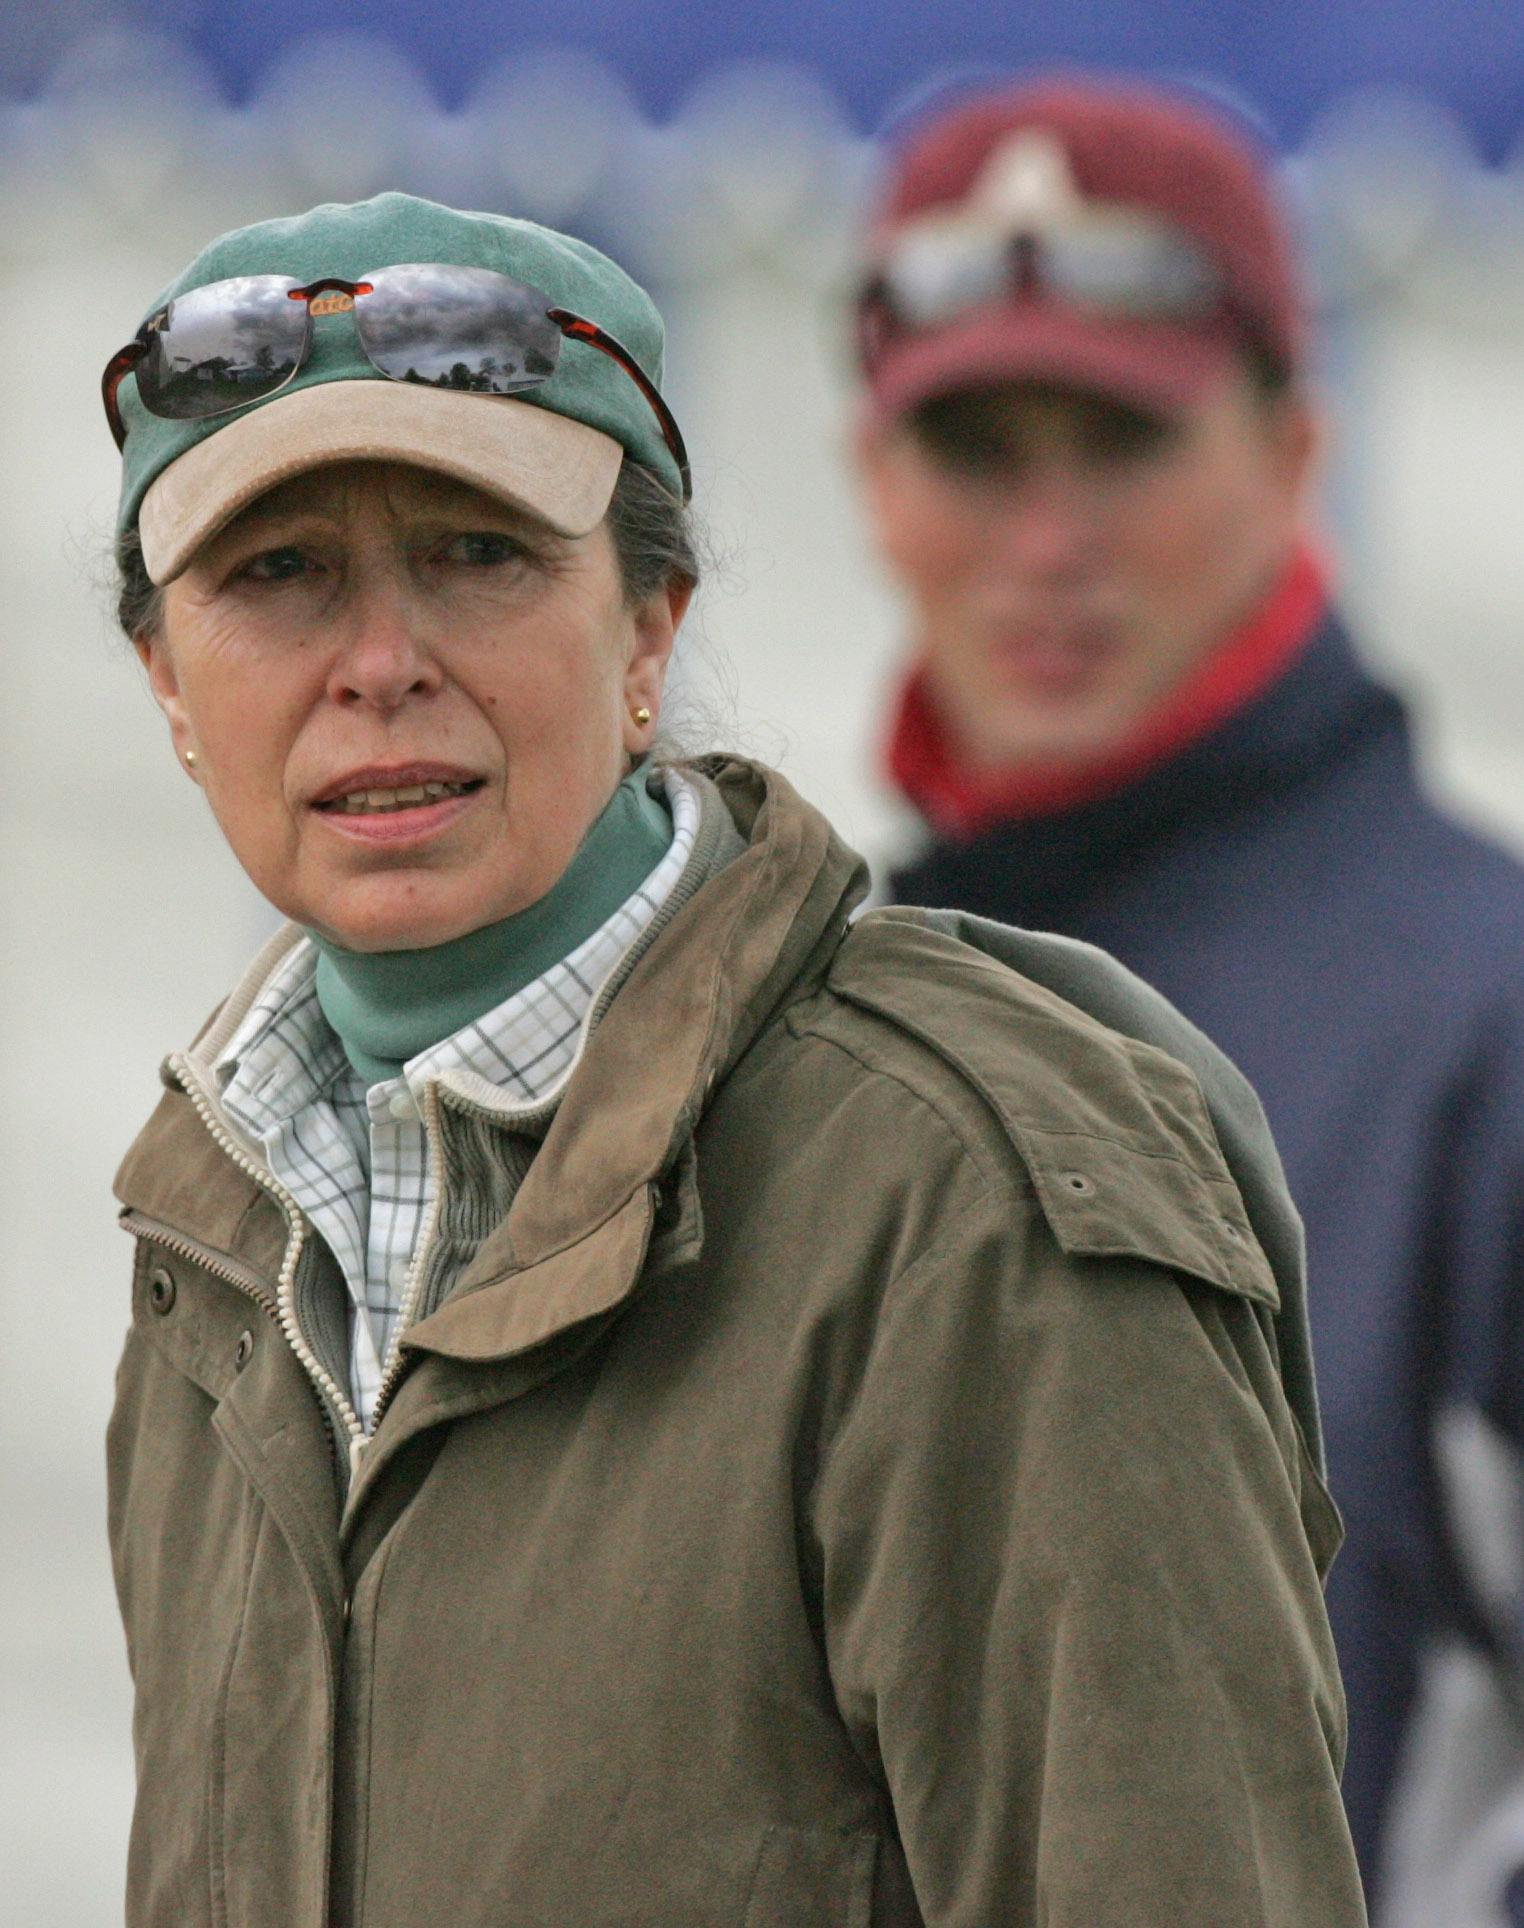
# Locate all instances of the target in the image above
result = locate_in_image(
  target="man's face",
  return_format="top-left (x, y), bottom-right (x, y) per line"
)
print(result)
top-left (857, 371), bottom-right (1317, 772)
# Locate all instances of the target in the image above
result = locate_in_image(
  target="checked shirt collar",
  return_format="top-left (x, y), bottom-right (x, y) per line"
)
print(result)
top-left (215, 769), bottom-right (699, 1429)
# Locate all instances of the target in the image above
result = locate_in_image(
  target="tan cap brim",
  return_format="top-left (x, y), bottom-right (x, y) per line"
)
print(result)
top-left (138, 380), bottom-right (625, 585)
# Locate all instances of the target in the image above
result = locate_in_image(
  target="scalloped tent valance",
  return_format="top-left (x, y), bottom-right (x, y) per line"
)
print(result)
top-left (7, 0), bottom-right (1524, 159)
top-left (9, 27), bottom-right (1524, 327)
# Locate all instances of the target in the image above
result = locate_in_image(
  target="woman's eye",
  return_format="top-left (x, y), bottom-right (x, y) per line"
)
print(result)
top-left (241, 546), bottom-right (314, 583)
top-left (444, 532), bottom-right (525, 567)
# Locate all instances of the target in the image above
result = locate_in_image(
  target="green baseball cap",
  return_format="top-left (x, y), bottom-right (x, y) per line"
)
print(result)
top-left (116, 191), bottom-right (685, 582)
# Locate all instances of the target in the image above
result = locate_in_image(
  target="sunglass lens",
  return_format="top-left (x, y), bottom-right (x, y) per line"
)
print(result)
top-left (356, 264), bottom-right (563, 393)
top-left (135, 276), bottom-right (308, 419)
top-left (882, 228), bottom-right (1011, 329)
top-left (1044, 228), bottom-right (1220, 318)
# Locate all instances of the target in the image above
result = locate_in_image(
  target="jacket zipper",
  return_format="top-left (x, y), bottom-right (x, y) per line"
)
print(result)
top-left (120, 1205), bottom-right (349, 1482)
top-left (164, 1050), bottom-right (366, 1466)
top-left (365, 1025), bottom-right (673, 1435)
top-left (120, 1208), bottom-right (278, 1313)
top-left (367, 1079), bottom-right (448, 1436)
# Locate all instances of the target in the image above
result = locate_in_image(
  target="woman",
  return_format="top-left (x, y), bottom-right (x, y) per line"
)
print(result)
top-left (105, 191), bottom-right (1365, 1928)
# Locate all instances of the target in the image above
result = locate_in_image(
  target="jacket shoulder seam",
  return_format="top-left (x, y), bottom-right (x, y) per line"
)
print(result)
top-left (781, 1004), bottom-right (1036, 1206)
top-left (822, 928), bottom-right (1278, 1308)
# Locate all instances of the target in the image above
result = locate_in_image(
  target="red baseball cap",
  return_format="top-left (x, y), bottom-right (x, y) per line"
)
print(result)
top-left (858, 75), bottom-right (1306, 422)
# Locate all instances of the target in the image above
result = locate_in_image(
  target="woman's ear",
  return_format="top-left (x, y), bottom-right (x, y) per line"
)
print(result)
top-left (135, 633), bottom-right (199, 776)
top-left (622, 575), bottom-right (691, 753)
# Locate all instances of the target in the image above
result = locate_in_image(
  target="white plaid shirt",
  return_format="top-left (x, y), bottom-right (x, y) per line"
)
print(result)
top-left (217, 772), bottom-right (699, 1431)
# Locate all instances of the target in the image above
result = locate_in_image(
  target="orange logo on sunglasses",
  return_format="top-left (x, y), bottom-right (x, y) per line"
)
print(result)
top-left (308, 291), bottom-right (355, 316)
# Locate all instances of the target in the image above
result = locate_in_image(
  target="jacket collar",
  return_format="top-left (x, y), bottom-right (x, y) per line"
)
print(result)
top-left (411, 757), bottom-right (866, 1353)
top-left (115, 760), bottom-right (868, 1352)
top-left (892, 614), bottom-right (1409, 921)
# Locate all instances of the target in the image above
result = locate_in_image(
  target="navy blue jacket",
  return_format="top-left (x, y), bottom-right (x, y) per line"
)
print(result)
top-left (892, 617), bottom-right (1524, 1890)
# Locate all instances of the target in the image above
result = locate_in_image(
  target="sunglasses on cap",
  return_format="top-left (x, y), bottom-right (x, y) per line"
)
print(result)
top-left (102, 260), bottom-right (691, 501)
top-left (858, 211), bottom-right (1222, 357)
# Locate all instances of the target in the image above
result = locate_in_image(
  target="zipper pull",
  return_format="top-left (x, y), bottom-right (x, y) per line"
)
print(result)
top-left (348, 1433), bottom-right (368, 1480)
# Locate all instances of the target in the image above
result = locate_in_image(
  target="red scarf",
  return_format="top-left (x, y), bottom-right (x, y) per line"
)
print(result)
top-left (887, 543), bottom-right (1329, 842)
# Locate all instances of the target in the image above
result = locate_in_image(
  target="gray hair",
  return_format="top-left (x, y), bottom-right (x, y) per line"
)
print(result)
top-left (114, 455), bottom-right (700, 642)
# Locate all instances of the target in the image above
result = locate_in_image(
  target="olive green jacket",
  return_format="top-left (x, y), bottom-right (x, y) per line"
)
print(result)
top-left (108, 759), bottom-right (1366, 1927)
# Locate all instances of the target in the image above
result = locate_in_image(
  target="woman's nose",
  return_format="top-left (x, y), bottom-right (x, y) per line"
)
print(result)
top-left (325, 574), bottom-right (444, 710)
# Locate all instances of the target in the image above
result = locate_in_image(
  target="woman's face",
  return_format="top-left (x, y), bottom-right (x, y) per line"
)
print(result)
top-left (138, 461), bottom-right (685, 952)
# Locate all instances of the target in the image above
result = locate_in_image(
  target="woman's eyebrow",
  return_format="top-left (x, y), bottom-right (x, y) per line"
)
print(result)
top-left (221, 505), bottom-right (335, 542)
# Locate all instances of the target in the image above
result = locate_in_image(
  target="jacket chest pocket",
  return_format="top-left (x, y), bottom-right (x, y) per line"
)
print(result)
top-left (743, 1825), bottom-right (877, 1928)
top-left (127, 1234), bottom-right (270, 1404)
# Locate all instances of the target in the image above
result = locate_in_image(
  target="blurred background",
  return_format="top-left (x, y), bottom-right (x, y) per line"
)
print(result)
top-left (8, 0), bottom-right (1524, 1918)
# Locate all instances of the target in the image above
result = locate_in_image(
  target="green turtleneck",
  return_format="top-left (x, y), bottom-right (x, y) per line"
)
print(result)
top-left (309, 766), bottom-right (674, 1086)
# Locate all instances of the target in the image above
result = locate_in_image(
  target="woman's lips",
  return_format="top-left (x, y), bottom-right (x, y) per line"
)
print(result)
top-left (309, 766), bottom-right (486, 848)
top-left (323, 777), bottom-right (477, 816)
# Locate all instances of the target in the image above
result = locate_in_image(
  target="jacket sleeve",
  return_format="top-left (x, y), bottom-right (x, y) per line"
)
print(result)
top-left (812, 1186), bottom-right (1368, 1928)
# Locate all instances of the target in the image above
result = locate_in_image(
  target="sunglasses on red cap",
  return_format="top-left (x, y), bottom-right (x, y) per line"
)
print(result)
top-left (102, 261), bottom-right (692, 501)
top-left (858, 206), bottom-right (1223, 366)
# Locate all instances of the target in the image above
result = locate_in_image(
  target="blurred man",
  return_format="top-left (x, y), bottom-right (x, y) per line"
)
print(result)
top-left (854, 76), bottom-right (1524, 1914)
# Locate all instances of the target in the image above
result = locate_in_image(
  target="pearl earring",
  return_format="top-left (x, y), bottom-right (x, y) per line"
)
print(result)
top-left (184, 749), bottom-right (198, 769)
